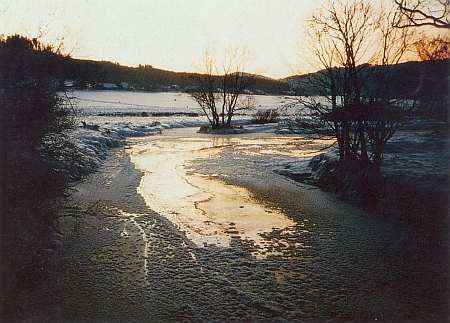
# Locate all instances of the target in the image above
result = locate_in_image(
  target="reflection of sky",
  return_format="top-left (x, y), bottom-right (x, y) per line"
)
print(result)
top-left (129, 130), bottom-right (332, 257)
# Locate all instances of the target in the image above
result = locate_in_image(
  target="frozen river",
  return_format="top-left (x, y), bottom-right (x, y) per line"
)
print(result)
top-left (129, 127), bottom-right (334, 257)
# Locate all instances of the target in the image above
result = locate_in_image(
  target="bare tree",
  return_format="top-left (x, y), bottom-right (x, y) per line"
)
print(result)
top-left (302, 0), bottom-right (378, 162)
top-left (190, 50), bottom-right (221, 128)
top-left (414, 34), bottom-right (450, 60)
top-left (364, 7), bottom-right (418, 167)
top-left (190, 46), bottom-right (256, 130)
top-left (394, 0), bottom-right (450, 29)
top-left (297, 0), bottom-right (416, 166)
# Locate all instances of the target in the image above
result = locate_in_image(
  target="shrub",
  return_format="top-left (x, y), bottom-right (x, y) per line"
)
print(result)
top-left (0, 35), bottom-right (86, 321)
top-left (251, 109), bottom-right (280, 124)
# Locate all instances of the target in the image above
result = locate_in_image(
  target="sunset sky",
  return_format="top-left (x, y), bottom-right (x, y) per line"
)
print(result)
top-left (0, 0), bottom-right (330, 78)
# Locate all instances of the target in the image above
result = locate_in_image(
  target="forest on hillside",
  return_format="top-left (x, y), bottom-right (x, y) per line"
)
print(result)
top-left (2, 34), bottom-right (448, 99)
top-left (285, 59), bottom-right (449, 101)
top-left (0, 35), bottom-right (290, 94)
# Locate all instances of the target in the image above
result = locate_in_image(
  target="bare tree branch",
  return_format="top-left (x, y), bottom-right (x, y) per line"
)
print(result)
top-left (190, 46), bottom-right (255, 130)
top-left (394, 0), bottom-right (450, 29)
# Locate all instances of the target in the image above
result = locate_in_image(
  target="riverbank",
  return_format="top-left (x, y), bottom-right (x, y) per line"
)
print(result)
top-left (278, 126), bottom-right (449, 238)
top-left (11, 128), bottom-right (449, 323)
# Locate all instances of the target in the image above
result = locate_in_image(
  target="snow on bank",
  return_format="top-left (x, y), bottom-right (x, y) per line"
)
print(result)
top-left (276, 124), bottom-right (449, 231)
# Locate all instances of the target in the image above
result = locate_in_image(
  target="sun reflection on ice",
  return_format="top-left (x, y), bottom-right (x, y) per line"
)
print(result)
top-left (129, 130), bottom-right (325, 257)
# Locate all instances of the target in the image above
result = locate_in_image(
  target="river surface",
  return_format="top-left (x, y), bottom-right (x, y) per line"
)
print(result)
top-left (29, 125), bottom-right (448, 323)
top-left (129, 128), bottom-right (334, 257)
top-left (124, 127), bottom-right (447, 322)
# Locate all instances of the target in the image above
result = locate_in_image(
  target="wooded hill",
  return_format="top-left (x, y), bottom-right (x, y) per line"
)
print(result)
top-left (0, 35), bottom-right (290, 94)
top-left (62, 59), bottom-right (292, 94)
top-left (284, 59), bottom-right (449, 102)
top-left (1, 35), bottom-right (448, 100)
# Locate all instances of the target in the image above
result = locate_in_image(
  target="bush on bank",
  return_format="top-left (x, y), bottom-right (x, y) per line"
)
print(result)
top-left (0, 35), bottom-right (91, 321)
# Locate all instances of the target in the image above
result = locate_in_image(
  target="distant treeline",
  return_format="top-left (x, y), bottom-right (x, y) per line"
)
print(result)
top-left (1, 34), bottom-right (448, 99)
top-left (0, 35), bottom-right (290, 94)
top-left (285, 60), bottom-right (449, 101)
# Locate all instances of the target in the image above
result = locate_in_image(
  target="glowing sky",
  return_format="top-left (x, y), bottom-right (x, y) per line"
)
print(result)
top-left (0, 0), bottom-right (326, 78)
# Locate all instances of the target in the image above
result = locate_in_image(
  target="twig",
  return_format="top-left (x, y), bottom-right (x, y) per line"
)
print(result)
top-left (318, 140), bottom-right (337, 152)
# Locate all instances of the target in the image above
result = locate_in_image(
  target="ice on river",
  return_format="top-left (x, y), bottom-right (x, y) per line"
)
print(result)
top-left (129, 130), bottom-right (288, 251)
top-left (129, 127), bottom-right (334, 257)
top-left (69, 91), bottom-right (448, 236)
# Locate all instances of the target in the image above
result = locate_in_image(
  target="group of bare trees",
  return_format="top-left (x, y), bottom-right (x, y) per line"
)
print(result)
top-left (299, 1), bottom-right (415, 166)
top-left (188, 0), bottom-right (448, 167)
top-left (189, 47), bottom-right (256, 130)
top-left (293, 0), bottom-right (449, 167)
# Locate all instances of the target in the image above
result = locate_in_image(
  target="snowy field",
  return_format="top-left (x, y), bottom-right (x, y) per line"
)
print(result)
top-left (71, 90), bottom-right (287, 131)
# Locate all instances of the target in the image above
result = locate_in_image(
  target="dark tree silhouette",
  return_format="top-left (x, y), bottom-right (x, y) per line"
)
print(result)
top-left (394, 0), bottom-right (450, 29)
top-left (190, 47), bottom-right (256, 130)
top-left (299, 0), bottom-right (416, 166)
